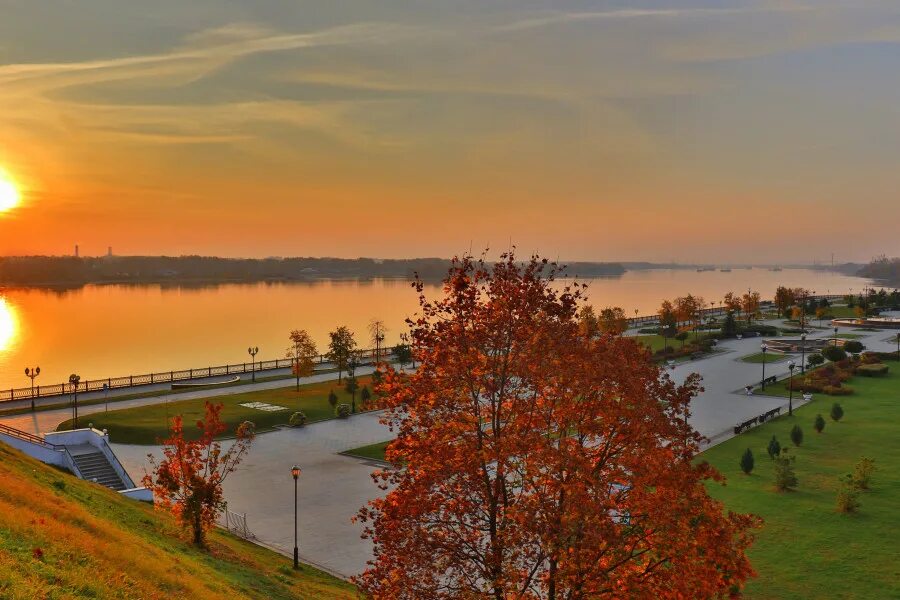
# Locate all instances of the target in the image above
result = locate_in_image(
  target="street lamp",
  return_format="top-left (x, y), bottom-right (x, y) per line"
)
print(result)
top-left (24, 366), bottom-right (40, 411)
top-left (68, 373), bottom-right (81, 430)
top-left (247, 346), bottom-right (259, 382)
top-left (291, 465), bottom-right (302, 570)
top-left (800, 333), bottom-right (807, 374)
top-left (834, 327), bottom-right (839, 347)
top-left (896, 333), bottom-right (900, 360)
top-left (760, 343), bottom-right (768, 390)
top-left (787, 360), bottom-right (796, 416)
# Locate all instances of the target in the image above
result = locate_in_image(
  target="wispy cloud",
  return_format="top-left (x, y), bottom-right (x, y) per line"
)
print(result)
top-left (493, 5), bottom-right (814, 33)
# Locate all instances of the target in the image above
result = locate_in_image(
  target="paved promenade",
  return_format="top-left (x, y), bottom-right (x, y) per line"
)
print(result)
top-left (2, 316), bottom-right (897, 578)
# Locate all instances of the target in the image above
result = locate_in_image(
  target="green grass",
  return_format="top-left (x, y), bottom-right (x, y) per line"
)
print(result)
top-left (740, 352), bottom-right (788, 364)
top-left (634, 334), bottom-right (707, 352)
top-left (836, 333), bottom-right (864, 339)
top-left (702, 370), bottom-right (900, 599)
top-left (0, 441), bottom-right (356, 599)
top-left (343, 440), bottom-right (392, 461)
top-left (57, 376), bottom-right (373, 445)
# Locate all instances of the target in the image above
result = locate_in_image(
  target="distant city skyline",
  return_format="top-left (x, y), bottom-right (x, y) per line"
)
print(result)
top-left (2, 1), bottom-right (900, 262)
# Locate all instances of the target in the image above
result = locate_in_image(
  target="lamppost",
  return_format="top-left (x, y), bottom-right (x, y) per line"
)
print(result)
top-left (69, 373), bottom-right (81, 430)
top-left (787, 360), bottom-right (796, 416)
top-left (247, 346), bottom-right (259, 382)
top-left (760, 343), bottom-right (768, 390)
top-left (834, 327), bottom-right (839, 347)
top-left (24, 366), bottom-right (40, 411)
top-left (800, 333), bottom-right (807, 374)
top-left (896, 332), bottom-right (900, 360)
top-left (291, 465), bottom-right (302, 570)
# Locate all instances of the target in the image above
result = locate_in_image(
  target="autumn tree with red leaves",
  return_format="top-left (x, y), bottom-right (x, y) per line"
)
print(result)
top-left (142, 402), bottom-right (255, 547)
top-left (356, 254), bottom-right (759, 600)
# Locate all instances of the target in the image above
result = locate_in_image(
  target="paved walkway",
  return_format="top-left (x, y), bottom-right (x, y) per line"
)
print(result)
top-left (2, 316), bottom-right (897, 578)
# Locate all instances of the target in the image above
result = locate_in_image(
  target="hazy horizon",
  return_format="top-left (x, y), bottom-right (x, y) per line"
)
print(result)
top-left (2, 1), bottom-right (900, 262)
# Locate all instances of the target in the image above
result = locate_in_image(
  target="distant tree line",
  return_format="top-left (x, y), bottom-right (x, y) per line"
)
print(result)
top-left (857, 256), bottom-right (900, 286)
top-left (0, 255), bottom-right (625, 286)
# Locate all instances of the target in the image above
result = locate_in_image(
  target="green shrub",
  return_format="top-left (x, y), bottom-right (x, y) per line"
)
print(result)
top-left (335, 403), bottom-right (351, 418)
top-left (773, 452), bottom-right (798, 492)
top-left (843, 340), bottom-right (865, 354)
top-left (836, 474), bottom-right (860, 513)
top-left (327, 390), bottom-right (338, 409)
top-left (822, 345), bottom-right (848, 362)
top-left (830, 402), bottom-right (844, 421)
top-left (850, 457), bottom-right (875, 490)
top-left (740, 448), bottom-right (754, 475)
top-left (807, 353), bottom-right (825, 367)
top-left (767, 435), bottom-right (781, 459)
top-left (288, 411), bottom-right (307, 427)
top-left (857, 363), bottom-right (889, 377)
top-left (790, 424), bottom-right (803, 447)
top-left (814, 414), bottom-right (826, 433)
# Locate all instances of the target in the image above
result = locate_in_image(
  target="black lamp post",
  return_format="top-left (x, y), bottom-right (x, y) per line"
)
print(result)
top-left (68, 373), bottom-right (81, 429)
top-left (291, 465), bottom-right (302, 570)
top-left (247, 346), bottom-right (259, 382)
top-left (787, 360), bottom-right (796, 416)
top-left (896, 333), bottom-right (900, 360)
top-left (834, 327), bottom-right (839, 346)
top-left (800, 333), bottom-right (807, 374)
top-left (25, 366), bottom-right (40, 411)
top-left (760, 343), bottom-right (768, 390)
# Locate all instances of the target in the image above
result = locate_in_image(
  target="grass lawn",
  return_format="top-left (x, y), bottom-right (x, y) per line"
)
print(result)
top-left (0, 441), bottom-right (356, 599)
top-left (343, 440), bottom-right (392, 461)
top-left (701, 370), bottom-right (900, 599)
top-left (634, 334), bottom-right (704, 353)
top-left (740, 352), bottom-right (788, 364)
top-left (57, 376), bottom-right (373, 445)
top-left (836, 333), bottom-right (864, 339)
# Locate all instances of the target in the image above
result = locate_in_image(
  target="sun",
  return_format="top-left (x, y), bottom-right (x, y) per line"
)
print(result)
top-left (0, 170), bottom-right (21, 211)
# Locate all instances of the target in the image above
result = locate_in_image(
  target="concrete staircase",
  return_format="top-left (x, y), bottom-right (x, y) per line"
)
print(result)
top-left (69, 446), bottom-right (128, 491)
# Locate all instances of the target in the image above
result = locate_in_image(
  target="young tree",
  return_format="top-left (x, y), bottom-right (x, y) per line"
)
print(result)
top-left (722, 311), bottom-right (738, 337)
top-left (830, 402), bottom-right (844, 422)
top-left (356, 254), bottom-right (758, 600)
top-left (286, 329), bottom-right (318, 392)
top-left (598, 306), bottom-right (628, 335)
top-left (850, 457), bottom-right (875, 490)
top-left (723, 291), bottom-right (742, 315)
top-left (836, 474), bottom-right (861, 513)
top-left (740, 448), bottom-right (755, 475)
top-left (369, 319), bottom-right (388, 363)
top-left (327, 325), bottom-right (357, 382)
top-left (658, 300), bottom-right (677, 350)
top-left (360, 385), bottom-right (372, 409)
top-left (392, 342), bottom-right (412, 369)
top-left (327, 389), bottom-right (338, 410)
top-left (578, 305), bottom-right (600, 339)
top-left (675, 330), bottom-right (689, 350)
top-left (741, 291), bottom-right (761, 325)
top-left (815, 306), bottom-right (829, 326)
top-left (814, 414), bottom-right (826, 433)
top-left (143, 402), bottom-right (255, 547)
top-left (774, 286), bottom-right (795, 318)
top-left (767, 435), bottom-right (781, 459)
top-left (807, 353), bottom-right (825, 367)
top-left (790, 424), bottom-right (803, 447)
top-left (773, 452), bottom-right (798, 492)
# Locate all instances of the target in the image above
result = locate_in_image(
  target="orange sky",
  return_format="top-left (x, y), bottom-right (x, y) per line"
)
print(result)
top-left (2, 2), bottom-right (900, 262)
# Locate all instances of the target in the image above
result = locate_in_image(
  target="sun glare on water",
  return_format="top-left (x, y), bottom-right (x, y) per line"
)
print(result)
top-left (0, 170), bottom-right (21, 211)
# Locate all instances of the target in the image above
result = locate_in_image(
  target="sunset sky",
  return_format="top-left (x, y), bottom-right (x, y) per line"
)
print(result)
top-left (1, 1), bottom-right (899, 262)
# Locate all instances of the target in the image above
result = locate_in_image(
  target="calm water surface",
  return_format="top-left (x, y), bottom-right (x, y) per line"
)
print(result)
top-left (0, 268), bottom-right (873, 388)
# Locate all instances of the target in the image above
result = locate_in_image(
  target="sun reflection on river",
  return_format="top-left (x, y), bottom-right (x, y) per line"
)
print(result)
top-left (0, 297), bottom-right (18, 353)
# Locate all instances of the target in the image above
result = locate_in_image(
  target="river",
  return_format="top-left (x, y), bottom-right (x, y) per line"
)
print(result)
top-left (0, 268), bottom-right (873, 388)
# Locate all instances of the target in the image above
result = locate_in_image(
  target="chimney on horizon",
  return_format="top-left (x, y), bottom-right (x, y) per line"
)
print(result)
top-left (75, 244), bottom-right (79, 258)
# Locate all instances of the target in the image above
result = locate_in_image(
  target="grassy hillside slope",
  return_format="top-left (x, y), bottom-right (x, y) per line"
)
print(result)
top-left (0, 442), bottom-right (356, 599)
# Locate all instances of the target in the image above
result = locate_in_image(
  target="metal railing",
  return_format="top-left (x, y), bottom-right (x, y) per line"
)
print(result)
top-left (0, 346), bottom-right (393, 404)
top-left (0, 422), bottom-right (52, 447)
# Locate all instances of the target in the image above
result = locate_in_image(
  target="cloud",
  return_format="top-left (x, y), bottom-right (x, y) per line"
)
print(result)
top-left (493, 5), bottom-right (814, 33)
